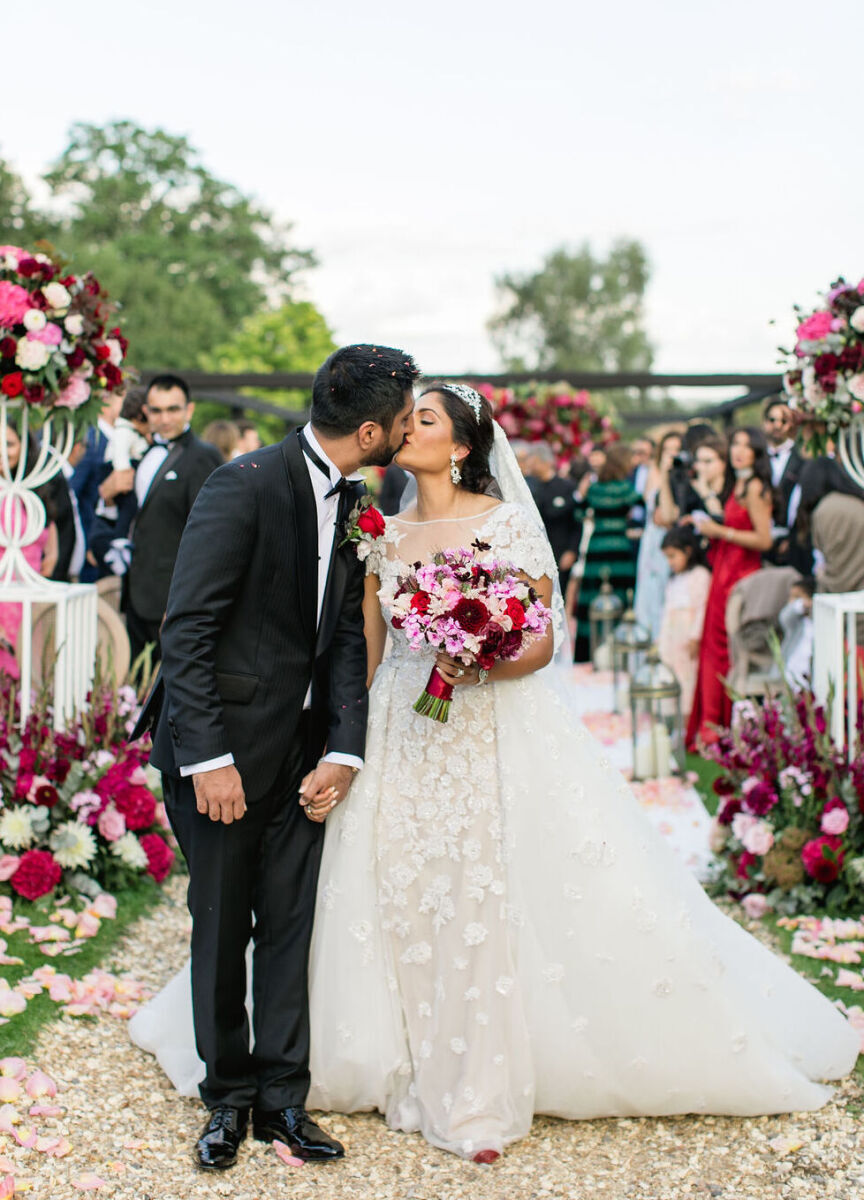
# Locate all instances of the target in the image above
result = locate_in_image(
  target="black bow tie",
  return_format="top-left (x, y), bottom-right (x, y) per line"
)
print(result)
top-left (324, 476), bottom-right (355, 500)
top-left (769, 448), bottom-right (783, 457)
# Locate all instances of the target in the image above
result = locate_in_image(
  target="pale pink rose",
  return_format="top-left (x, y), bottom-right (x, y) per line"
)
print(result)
top-left (97, 805), bottom-right (126, 843)
top-left (731, 812), bottom-right (758, 842)
top-left (105, 338), bottom-right (123, 366)
top-left (54, 375), bottom-right (90, 409)
top-left (742, 894), bottom-right (770, 920)
top-left (15, 337), bottom-right (51, 371)
top-left (0, 855), bottom-right (20, 882)
top-left (821, 806), bottom-right (850, 835)
top-left (64, 313), bottom-right (84, 337)
top-left (741, 819), bottom-right (774, 856)
top-left (69, 790), bottom-right (101, 820)
top-left (42, 282), bottom-right (71, 312)
top-left (0, 246), bottom-right (25, 269)
top-left (847, 375), bottom-right (864, 402)
top-left (796, 311), bottom-right (834, 343)
top-left (27, 322), bottom-right (63, 347)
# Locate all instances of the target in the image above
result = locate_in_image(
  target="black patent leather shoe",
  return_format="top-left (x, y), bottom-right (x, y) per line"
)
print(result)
top-left (252, 1105), bottom-right (344, 1160)
top-left (195, 1106), bottom-right (248, 1170)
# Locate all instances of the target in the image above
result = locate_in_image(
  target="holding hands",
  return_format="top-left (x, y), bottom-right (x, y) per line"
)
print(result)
top-left (300, 761), bottom-right (359, 823)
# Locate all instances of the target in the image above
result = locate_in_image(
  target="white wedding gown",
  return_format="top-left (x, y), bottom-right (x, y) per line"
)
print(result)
top-left (129, 503), bottom-right (858, 1159)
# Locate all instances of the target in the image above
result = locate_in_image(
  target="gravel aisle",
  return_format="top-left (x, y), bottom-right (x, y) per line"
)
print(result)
top-left (20, 877), bottom-right (863, 1200)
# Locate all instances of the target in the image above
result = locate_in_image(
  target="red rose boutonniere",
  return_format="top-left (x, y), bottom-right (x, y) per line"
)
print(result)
top-left (340, 494), bottom-right (386, 560)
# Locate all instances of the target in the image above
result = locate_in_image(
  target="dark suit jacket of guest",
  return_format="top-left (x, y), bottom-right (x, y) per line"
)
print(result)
top-left (775, 445), bottom-right (805, 527)
top-left (69, 425), bottom-right (110, 542)
top-left (47, 474), bottom-right (76, 581)
top-left (136, 435), bottom-right (368, 805)
top-left (125, 429), bottom-right (222, 622)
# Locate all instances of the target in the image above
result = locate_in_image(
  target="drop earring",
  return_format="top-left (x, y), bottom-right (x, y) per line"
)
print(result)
top-left (450, 452), bottom-right (462, 486)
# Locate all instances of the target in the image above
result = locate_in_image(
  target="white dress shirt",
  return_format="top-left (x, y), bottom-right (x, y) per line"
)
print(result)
top-left (180, 424), bottom-right (364, 778)
top-left (768, 439), bottom-right (794, 487)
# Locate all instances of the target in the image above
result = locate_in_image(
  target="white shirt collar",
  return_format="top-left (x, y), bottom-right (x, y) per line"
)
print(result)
top-left (770, 439), bottom-right (794, 456)
top-left (97, 417), bottom-right (114, 440)
top-left (302, 423), bottom-right (364, 486)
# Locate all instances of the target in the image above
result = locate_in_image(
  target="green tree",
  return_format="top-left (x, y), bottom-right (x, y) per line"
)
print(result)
top-left (44, 121), bottom-right (315, 369)
top-left (488, 240), bottom-right (654, 373)
top-left (0, 154), bottom-right (50, 248)
top-left (197, 301), bottom-right (337, 441)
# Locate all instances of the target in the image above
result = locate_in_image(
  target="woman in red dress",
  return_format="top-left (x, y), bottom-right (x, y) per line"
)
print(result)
top-left (685, 428), bottom-right (774, 749)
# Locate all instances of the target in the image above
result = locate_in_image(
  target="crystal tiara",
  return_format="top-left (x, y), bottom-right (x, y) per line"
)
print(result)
top-left (439, 382), bottom-right (483, 423)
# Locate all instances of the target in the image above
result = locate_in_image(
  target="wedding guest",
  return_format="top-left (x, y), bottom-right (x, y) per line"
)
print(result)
top-left (378, 461), bottom-right (411, 515)
top-left (791, 453), bottom-right (864, 579)
top-left (626, 435), bottom-right (655, 552)
top-left (655, 430), bottom-right (728, 529)
top-left (233, 418), bottom-right (263, 456)
top-left (111, 375), bottom-right (222, 665)
top-left (202, 419), bottom-right (240, 463)
top-left (657, 525), bottom-right (711, 723)
top-left (0, 423), bottom-right (59, 677)
top-left (570, 444), bottom-right (640, 662)
top-left (87, 387), bottom-right (150, 579)
top-left (69, 387), bottom-right (124, 582)
top-left (762, 397), bottom-right (803, 565)
top-left (776, 576), bottom-right (815, 688)
top-left (527, 443), bottom-right (581, 593)
top-left (686, 428), bottom-right (773, 748)
top-left (633, 429), bottom-right (684, 638)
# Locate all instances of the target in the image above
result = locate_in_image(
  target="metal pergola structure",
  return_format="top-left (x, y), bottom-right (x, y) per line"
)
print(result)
top-left (141, 370), bottom-right (784, 431)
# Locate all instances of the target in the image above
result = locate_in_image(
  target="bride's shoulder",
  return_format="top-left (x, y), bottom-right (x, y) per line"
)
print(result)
top-left (480, 500), bottom-right (539, 531)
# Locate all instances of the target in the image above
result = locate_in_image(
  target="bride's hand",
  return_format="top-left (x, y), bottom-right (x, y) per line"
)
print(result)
top-left (435, 652), bottom-right (481, 687)
top-left (300, 762), bottom-right (356, 822)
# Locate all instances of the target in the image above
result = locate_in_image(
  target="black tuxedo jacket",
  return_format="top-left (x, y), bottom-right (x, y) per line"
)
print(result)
top-left (774, 445), bottom-right (804, 526)
top-left (137, 434), bottom-right (368, 803)
top-left (126, 430), bottom-right (222, 620)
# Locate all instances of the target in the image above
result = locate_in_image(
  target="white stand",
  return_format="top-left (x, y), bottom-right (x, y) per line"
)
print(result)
top-left (812, 590), bottom-right (864, 760)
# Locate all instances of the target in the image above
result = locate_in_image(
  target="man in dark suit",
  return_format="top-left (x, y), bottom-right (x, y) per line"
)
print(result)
top-left (762, 396), bottom-right (804, 565)
top-left (135, 345), bottom-right (418, 1171)
top-left (117, 375), bottom-right (222, 665)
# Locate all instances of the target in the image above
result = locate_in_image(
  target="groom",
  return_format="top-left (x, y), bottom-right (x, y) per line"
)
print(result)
top-left (137, 345), bottom-right (418, 1170)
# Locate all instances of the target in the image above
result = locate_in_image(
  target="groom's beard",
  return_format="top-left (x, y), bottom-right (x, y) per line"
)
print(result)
top-left (362, 440), bottom-right (402, 469)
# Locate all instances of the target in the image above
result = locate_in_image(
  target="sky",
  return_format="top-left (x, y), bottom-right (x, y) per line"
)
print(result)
top-left (4, 0), bottom-right (864, 386)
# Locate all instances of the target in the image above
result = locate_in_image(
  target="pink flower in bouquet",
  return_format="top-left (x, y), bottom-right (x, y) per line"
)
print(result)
top-left (821, 800), bottom-right (850, 835)
top-left (742, 894), bottom-right (770, 920)
top-left (847, 375), bottom-right (864, 402)
top-left (97, 805), bottom-right (126, 842)
top-left (738, 817), bottom-right (774, 856)
top-left (741, 779), bottom-right (778, 816)
top-left (10, 850), bottom-right (62, 900)
top-left (139, 833), bottom-right (175, 883)
top-left (70, 790), bottom-right (102, 821)
top-left (796, 311), bottom-right (834, 344)
top-left (27, 322), bottom-right (63, 347)
top-left (0, 854), bottom-right (20, 881)
top-left (0, 282), bottom-right (31, 328)
top-left (114, 783), bottom-right (157, 832)
top-left (54, 375), bottom-right (90, 410)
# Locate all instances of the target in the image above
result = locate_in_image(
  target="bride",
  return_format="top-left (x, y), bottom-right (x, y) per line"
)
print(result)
top-left (130, 383), bottom-right (858, 1162)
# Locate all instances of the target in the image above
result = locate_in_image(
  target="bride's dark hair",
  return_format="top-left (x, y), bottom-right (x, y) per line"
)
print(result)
top-left (420, 383), bottom-right (502, 498)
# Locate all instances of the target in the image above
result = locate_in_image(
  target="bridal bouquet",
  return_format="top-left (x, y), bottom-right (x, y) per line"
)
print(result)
top-left (780, 276), bottom-right (864, 448)
top-left (0, 243), bottom-right (127, 422)
top-left (379, 542), bottom-right (552, 722)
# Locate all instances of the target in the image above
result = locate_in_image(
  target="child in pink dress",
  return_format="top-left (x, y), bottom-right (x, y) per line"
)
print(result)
top-left (657, 525), bottom-right (711, 724)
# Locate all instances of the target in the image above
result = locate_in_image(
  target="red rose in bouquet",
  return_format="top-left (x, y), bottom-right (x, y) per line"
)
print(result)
top-left (801, 835), bottom-right (844, 884)
top-left (357, 505), bottom-right (386, 537)
top-left (10, 849), bottom-right (62, 900)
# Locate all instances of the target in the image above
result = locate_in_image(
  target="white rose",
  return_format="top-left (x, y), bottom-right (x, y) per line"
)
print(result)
top-left (15, 338), bottom-right (51, 371)
top-left (848, 375), bottom-right (864, 402)
top-left (64, 314), bottom-right (85, 337)
top-left (43, 282), bottom-right (71, 313)
top-left (105, 338), bottom-right (123, 367)
top-left (850, 307), bottom-right (864, 334)
top-left (0, 807), bottom-right (35, 850)
top-left (22, 309), bottom-right (47, 332)
top-left (110, 831), bottom-right (148, 870)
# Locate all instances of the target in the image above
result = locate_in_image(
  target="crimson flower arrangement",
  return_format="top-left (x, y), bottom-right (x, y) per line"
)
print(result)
top-left (478, 382), bottom-right (619, 466)
top-left (0, 244), bottom-right (127, 423)
top-left (705, 685), bottom-right (864, 916)
top-left (379, 542), bottom-right (552, 722)
top-left (781, 276), bottom-right (864, 450)
top-left (0, 680), bottom-right (174, 902)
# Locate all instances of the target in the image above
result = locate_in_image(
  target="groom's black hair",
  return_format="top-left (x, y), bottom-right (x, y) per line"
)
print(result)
top-left (311, 345), bottom-right (420, 436)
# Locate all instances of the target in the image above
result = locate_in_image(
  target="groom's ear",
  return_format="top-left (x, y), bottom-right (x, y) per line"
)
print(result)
top-left (356, 420), bottom-right (380, 449)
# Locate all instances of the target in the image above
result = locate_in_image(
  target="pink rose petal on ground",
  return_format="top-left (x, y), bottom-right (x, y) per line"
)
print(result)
top-left (90, 893), bottom-right (117, 920)
top-left (72, 1173), bottom-right (107, 1190)
top-left (0, 1059), bottom-right (26, 1081)
top-left (273, 1139), bottom-right (305, 1167)
top-left (25, 1069), bottom-right (57, 1098)
top-left (74, 912), bottom-right (101, 939)
top-left (29, 1104), bottom-right (63, 1118)
top-left (0, 1174), bottom-right (14, 1200)
top-left (12, 1124), bottom-right (36, 1148)
top-left (836, 968), bottom-right (864, 991)
top-left (0, 1080), bottom-right (21, 1104)
top-left (0, 1106), bottom-right (21, 1133)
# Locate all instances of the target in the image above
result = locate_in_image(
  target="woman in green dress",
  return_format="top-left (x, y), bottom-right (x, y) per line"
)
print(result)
top-left (570, 444), bottom-right (640, 662)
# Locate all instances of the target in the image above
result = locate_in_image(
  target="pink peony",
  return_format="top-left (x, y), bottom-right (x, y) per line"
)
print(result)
top-left (97, 805), bottom-right (126, 842)
top-left (27, 322), bottom-right (62, 347)
top-left (54, 375), bottom-right (90, 409)
top-left (139, 833), bottom-right (175, 883)
top-left (741, 820), bottom-right (774, 856)
top-left (796, 311), bottom-right (834, 343)
top-left (0, 281), bottom-right (32, 328)
top-left (742, 893), bottom-right (770, 920)
top-left (821, 804), bottom-right (850, 836)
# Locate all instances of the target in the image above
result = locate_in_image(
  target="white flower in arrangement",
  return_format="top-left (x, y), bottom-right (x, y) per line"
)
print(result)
top-left (64, 314), bottom-right (85, 337)
top-left (15, 338), bottom-right (52, 371)
top-left (848, 375), bottom-right (864, 403)
top-left (104, 338), bottom-right (123, 366)
top-left (851, 307), bottom-right (864, 334)
top-left (110, 831), bottom-right (147, 870)
top-left (43, 282), bottom-right (71, 313)
top-left (50, 820), bottom-right (97, 869)
top-left (22, 308), bottom-right (47, 332)
top-left (0, 806), bottom-right (35, 850)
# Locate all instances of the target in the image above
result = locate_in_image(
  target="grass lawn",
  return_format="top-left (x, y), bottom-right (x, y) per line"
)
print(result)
top-left (686, 751), bottom-right (721, 816)
top-left (0, 877), bottom-right (164, 1059)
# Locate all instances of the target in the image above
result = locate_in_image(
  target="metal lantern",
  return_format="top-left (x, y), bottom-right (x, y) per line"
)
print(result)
top-left (589, 575), bottom-right (624, 671)
top-left (629, 648), bottom-right (683, 781)
top-left (611, 600), bottom-right (653, 714)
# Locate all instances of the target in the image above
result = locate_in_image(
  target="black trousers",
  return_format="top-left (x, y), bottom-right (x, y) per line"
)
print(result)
top-left (163, 727), bottom-right (324, 1110)
top-left (125, 604), bottom-right (162, 669)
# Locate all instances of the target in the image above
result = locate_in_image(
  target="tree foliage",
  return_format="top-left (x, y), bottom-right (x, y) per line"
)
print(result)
top-left (0, 154), bottom-right (48, 248)
top-left (35, 121), bottom-right (315, 369)
top-left (489, 240), bottom-right (654, 374)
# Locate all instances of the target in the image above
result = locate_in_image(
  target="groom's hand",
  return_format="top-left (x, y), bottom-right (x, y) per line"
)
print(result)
top-left (299, 762), bottom-right (357, 823)
top-left (192, 765), bottom-right (247, 824)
